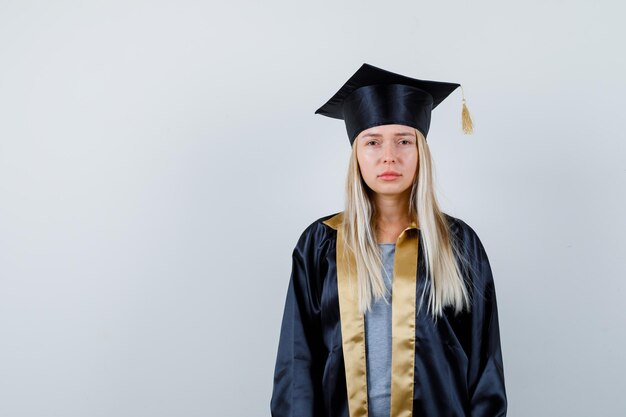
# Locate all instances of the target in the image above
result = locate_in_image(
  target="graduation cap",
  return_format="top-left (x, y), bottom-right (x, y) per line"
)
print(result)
top-left (315, 63), bottom-right (473, 145)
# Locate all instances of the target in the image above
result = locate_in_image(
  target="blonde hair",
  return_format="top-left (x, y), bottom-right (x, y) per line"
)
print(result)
top-left (341, 128), bottom-right (471, 320)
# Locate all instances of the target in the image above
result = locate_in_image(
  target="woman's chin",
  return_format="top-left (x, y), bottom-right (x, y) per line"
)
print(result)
top-left (370, 186), bottom-right (411, 196)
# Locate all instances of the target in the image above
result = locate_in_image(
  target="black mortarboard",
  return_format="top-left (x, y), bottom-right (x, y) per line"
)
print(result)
top-left (315, 63), bottom-right (473, 145)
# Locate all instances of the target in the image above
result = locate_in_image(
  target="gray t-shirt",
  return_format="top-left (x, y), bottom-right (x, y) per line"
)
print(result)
top-left (364, 243), bottom-right (395, 417)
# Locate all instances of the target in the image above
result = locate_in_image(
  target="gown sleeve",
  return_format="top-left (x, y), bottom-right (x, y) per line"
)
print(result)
top-left (270, 224), bottom-right (325, 417)
top-left (467, 232), bottom-right (508, 417)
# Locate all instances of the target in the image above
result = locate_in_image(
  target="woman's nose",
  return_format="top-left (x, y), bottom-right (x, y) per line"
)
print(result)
top-left (382, 143), bottom-right (396, 162)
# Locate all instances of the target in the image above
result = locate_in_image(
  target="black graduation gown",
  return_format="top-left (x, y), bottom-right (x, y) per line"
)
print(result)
top-left (270, 211), bottom-right (507, 417)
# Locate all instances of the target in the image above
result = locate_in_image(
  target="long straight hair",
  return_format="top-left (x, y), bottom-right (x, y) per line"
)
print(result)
top-left (340, 128), bottom-right (471, 320)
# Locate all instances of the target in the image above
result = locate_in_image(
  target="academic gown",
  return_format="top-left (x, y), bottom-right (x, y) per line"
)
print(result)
top-left (270, 211), bottom-right (507, 417)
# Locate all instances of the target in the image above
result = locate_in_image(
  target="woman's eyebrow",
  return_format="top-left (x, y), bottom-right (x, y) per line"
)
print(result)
top-left (362, 132), bottom-right (413, 138)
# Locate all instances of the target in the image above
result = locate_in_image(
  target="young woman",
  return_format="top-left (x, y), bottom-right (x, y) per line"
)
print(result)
top-left (270, 63), bottom-right (507, 417)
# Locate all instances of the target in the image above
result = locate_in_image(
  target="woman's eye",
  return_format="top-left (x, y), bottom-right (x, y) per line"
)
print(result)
top-left (366, 141), bottom-right (378, 146)
top-left (400, 139), bottom-right (412, 145)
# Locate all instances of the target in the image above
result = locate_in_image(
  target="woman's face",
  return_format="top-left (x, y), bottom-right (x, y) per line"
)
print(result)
top-left (355, 124), bottom-right (418, 197)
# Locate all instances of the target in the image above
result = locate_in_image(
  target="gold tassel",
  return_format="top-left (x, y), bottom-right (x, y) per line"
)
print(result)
top-left (460, 85), bottom-right (474, 134)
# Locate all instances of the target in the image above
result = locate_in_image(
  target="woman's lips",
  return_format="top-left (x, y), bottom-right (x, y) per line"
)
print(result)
top-left (379, 174), bottom-right (401, 180)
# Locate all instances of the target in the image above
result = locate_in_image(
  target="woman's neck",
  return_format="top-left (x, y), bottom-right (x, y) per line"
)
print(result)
top-left (373, 194), bottom-right (412, 244)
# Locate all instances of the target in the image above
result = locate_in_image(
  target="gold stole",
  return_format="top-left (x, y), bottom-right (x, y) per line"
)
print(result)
top-left (323, 212), bottom-right (418, 417)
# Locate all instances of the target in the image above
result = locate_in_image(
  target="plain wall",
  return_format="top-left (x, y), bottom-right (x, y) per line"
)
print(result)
top-left (1, 1), bottom-right (625, 416)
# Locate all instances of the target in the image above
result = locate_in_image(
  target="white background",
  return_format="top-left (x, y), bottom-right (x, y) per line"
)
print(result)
top-left (1, 1), bottom-right (625, 416)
